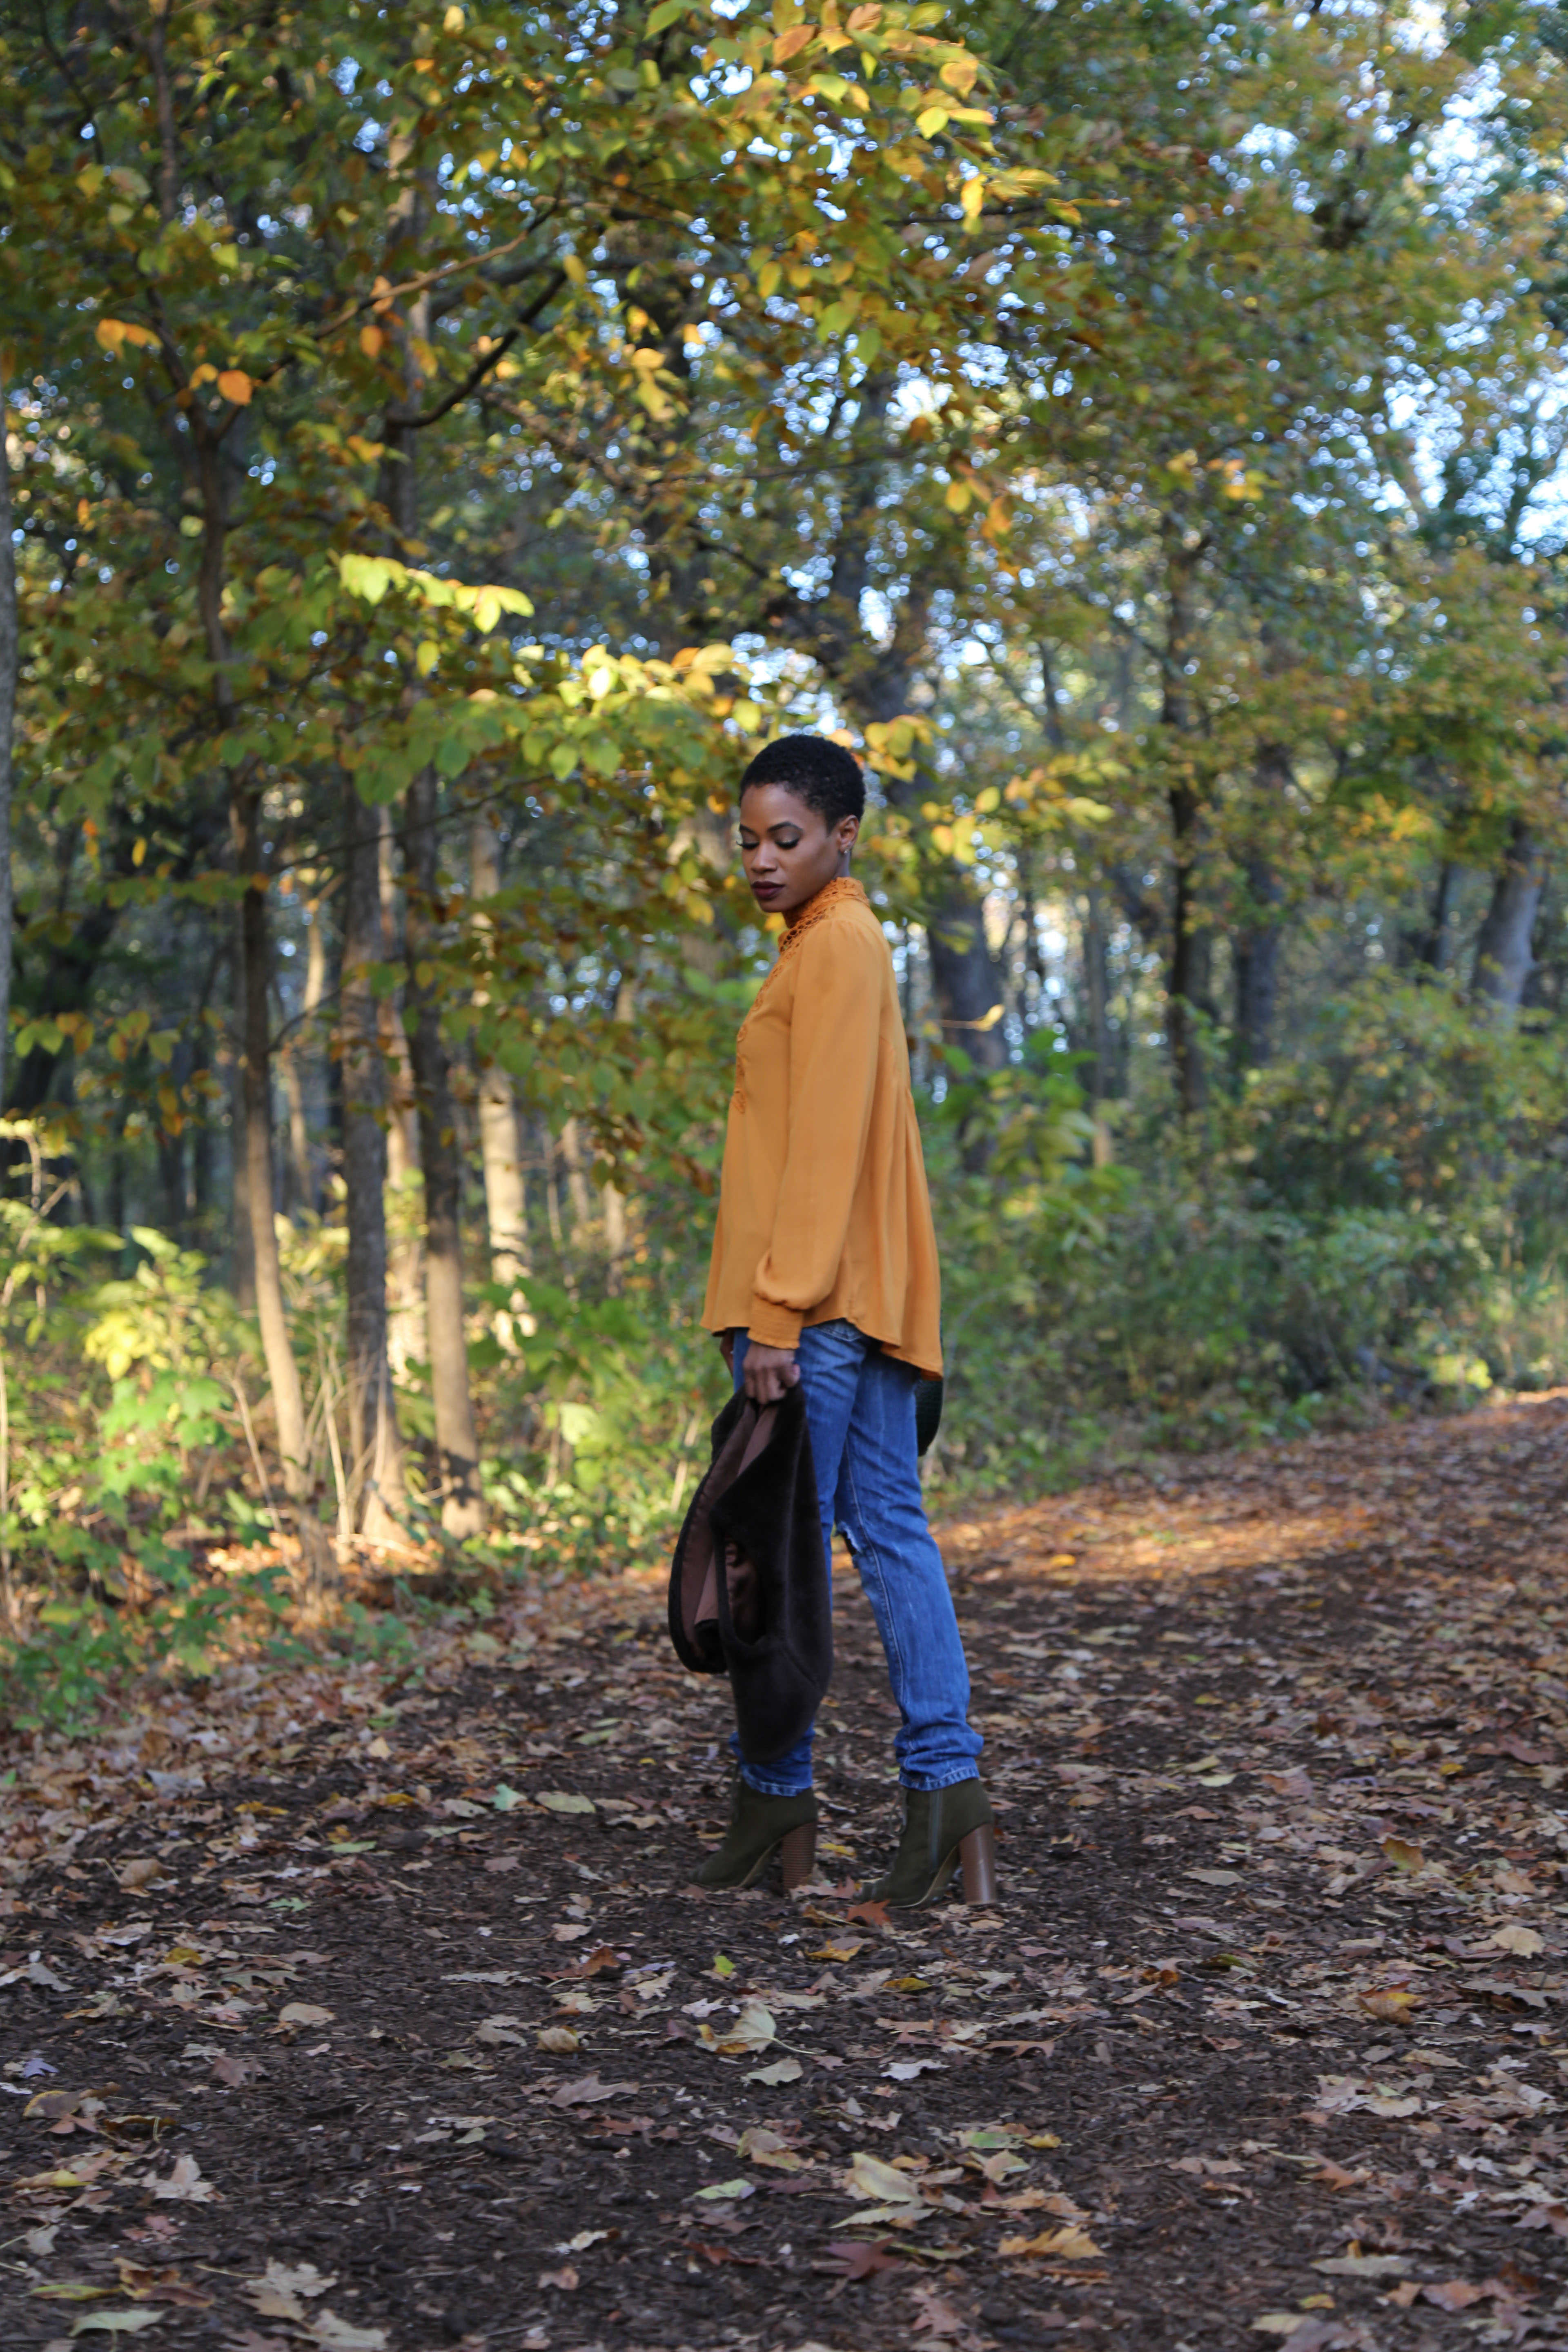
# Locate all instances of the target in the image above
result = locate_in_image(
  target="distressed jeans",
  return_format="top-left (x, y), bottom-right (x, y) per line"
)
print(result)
top-left (732, 1320), bottom-right (982, 1797)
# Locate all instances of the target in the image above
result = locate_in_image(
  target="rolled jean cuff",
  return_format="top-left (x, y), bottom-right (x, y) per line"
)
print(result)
top-left (739, 1762), bottom-right (813, 1797)
top-left (899, 1765), bottom-right (984, 1793)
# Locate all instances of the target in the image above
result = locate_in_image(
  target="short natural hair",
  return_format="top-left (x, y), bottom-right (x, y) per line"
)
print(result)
top-left (739, 734), bottom-right (865, 829)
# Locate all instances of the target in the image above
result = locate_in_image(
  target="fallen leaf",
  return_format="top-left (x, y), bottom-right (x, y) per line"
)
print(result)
top-left (547, 2073), bottom-right (637, 2108)
top-left (845, 2150), bottom-right (921, 2205)
top-left (114, 1861), bottom-right (164, 1892)
top-left (999, 2225), bottom-right (1103, 2261)
top-left (564, 2229), bottom-right (609, 2251)
top-left (808, 1941), bottom-right (866, 1962)
top-left (70, 2316), bottom-right (163, 2339)
top-left (536, 2026), bottom-right (581, 2054)
top-left (211, 2056), bottom-right (254, 2088)
top-left (277, 2004), bottom-right (334, 2029)
top-left (737, 2126), bottom-right (804, 2172)
top-left (1488, 1924), bottom-right (1546, 1957)
top-left (145, 2156), bottom-right (215, 2203)
top-left (1312, 2254), bottom-right (1410, 2278)
top-left (243, 2261), bottom-right (336, 2321)
top-left (700, 2000), bottom-right (777, 2057)
top-left (829, 2240), bottom-right (904, 2280)
top-left (1251, 2320), bottom-right (1315, 2340)
top-left (693, 2177), bottom-right (755, 2201)
top-left (846, 1900), bottom-right (891, 1930)
top-left (1358, 1987), bottom-right (1419, 2024)
top-left (536, 1791), bottom-right (596, 1815)
top-left (1421, 2282), bottom-right (1487, 2312)
top-left (1381, 1836), bottom-right (1424, 1873)
top-left (746, 2056), bottom-right (803, 2085)
top-left (538, 2265), bottom-right (579, 2290)
top-left (910, 2282), bottom-right (970, 2340)
top-left (307, 2314), bottom-right (387, 2350)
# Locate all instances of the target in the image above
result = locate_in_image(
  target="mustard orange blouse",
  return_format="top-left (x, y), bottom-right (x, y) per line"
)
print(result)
top-left (701, 877), bottom-right (942, 1378)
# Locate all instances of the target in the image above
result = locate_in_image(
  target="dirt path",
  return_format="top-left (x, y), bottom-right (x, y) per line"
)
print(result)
top-left (5, 1395), bottom-right (1568, 2352)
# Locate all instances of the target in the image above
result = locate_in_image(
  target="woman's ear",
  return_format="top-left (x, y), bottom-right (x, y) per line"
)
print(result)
top-left (836, 814), bottom-right (860, 856)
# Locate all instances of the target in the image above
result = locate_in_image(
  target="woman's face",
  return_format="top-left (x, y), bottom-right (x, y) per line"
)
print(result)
top-left (738, 783), bottom-right (858, 918)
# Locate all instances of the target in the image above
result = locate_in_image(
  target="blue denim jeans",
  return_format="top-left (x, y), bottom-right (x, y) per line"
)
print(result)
top-left (732, 1321), bottom-right (982, 1797)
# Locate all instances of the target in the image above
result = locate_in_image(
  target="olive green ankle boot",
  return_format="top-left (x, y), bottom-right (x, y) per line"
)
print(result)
top-left (696, 1782), bottom-right (818, 1891)
top-left (867, 1778), bottom-right (998, 1909)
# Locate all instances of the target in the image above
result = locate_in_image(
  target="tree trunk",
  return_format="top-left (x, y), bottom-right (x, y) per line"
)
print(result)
top-left (1083, 888), bottom-right (1114, 1100)
top-left (403, 768), bottom-right (484, 1537)
top-left (1232, 885), bottom-right (1282, 1070)
top-left (1412, 859), bottom-right (1455, 974)
top-left (1231, 739), bottom-right (1290, 1070)
top-left (232, 780), bottom-right (310, 1500)
top-left (189, 381), bottom-right (308, 1511)
top-left (376, 806), bottom-right (425, 1377)
top-left (1167, 780), bottom-right (1209, 1117)
top-left (341, 773), bottom-right (405, 1542)
top-left (228, 1020), bottom-right (256, 1307)
top-left (561, 1116), bottom-right (594, 1229)
top-left (1472, 815), bottom-right (1545, 1013)
top-left (470, 814), bottom-right (532, 1327)
top-left (0, 361), bottom-right (16, 1117)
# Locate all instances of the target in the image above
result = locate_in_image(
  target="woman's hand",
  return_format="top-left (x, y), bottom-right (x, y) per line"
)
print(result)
top-left (718, 1330), bottom-right (735, 1375)
top-left (743, 1341), bottom-right (800, 1405)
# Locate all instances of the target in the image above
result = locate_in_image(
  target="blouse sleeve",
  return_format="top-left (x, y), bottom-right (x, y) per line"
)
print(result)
top-left (746, 916), bottom-right (884, 1348)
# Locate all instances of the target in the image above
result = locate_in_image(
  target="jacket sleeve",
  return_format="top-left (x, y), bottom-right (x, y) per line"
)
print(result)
top-left (747, 916), bottom-right (884, 1348)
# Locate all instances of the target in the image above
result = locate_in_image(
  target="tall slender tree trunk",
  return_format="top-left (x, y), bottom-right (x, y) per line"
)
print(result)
top-left (1083, 886), bottom-right (1115, 1104)
top-left (377, 806), bottom-right (425, 1377)
top-left (403, 767), bottom-right (484, 1537)
top-left (1167, 780), bottom-right (1209, 1117)
top-left (341, 775), bottom-right (405, 1541)
top-left (1160, 533), bottom-right (1210, 1118)
top-left (1232, 867), bottom-right (1282, 1070)
top-left (0, 361), bottom-right (16, 1117)
top-left (1232, 740), bottom-right (1290, 1071)
top-left (189, 394), bottom-right (307, 1502)
top-left (1472, 815), bottom-right (1545, 1014)
top-left (1412, 859), bottom-right (1455, 974)
top-left (232, 780), bottom-right (310, 1500)
top-left (470, 815), bottom-right (532, 1329)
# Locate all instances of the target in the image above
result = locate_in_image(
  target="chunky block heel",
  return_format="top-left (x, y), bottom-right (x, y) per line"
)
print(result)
top-left (868, 1778), bottom-right (997, 1909)
top-left (780, 1822), bottom-right (817, 1890)
top-left (696, 1782), bottom-right (819, 1890)
top-left (959, 1823), bottom-right (998, 1904)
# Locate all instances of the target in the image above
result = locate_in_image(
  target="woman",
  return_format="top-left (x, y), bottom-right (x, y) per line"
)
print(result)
top-left (699, 732), bottom-right (995, 1908)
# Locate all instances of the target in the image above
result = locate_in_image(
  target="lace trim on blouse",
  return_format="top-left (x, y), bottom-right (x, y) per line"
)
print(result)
top-left (730, 876), bottom-right (869, 1110)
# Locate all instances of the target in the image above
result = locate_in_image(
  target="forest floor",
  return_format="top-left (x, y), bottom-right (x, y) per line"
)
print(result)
top-left (5, 1396), bottom-right (1568, 2352)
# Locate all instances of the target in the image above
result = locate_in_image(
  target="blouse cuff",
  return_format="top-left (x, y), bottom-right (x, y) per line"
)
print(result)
top-left (747, 1300), bottom-right (804, 1350)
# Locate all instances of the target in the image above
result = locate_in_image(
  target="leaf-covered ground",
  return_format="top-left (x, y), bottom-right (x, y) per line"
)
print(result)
top-left (5, 1394), bottom-right (1568, 2352)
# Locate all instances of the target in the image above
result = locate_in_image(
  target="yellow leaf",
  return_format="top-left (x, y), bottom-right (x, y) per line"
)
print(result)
top-left (217, 369), bottom-right (253, 405)
top-left (95, 318), bottom-right (127, 352)
top-left (1000, 2225), bottom-right (1103, 2261)
top-left (940, 55), bottom-right (978, 95)
top-left (944, 479), bottom-right (972, 513)
top-left (1358, 1985), bottom-right (1418, 2023)
top-left (415, 641), bottom-right (439, 678)
top-left (960, 176), bottom-right (985, 226)
top-left (359, 324), bottom-right (385, 358)
top-left (773, 25), bottom-right (813, 60)
top-left (844, 2151), bottom-right (921, 2208)
top-left (1381, 1836), bottom-right (1423, 1873)
top-left (563, 252), bottom-right (587, 286)
top-left (1490, 1923), bottom-right (1545, 1956)
top-left (444, 3), bottom-right (465, 26)
top-left (916, 106), bottom-right (948, 136)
